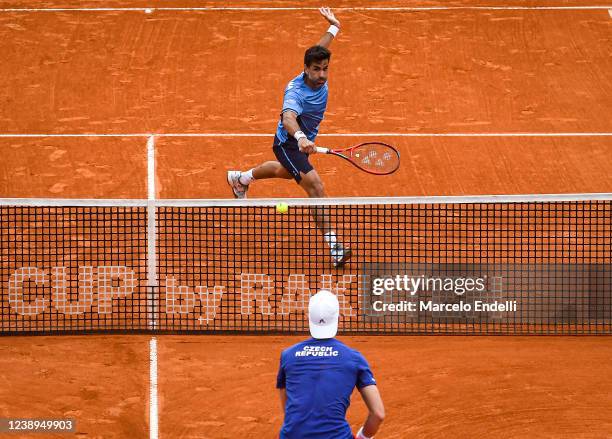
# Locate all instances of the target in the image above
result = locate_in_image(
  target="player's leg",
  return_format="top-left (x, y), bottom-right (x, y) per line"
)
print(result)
top-left (274, 142), bottom-right (352, 267)
top-left (227, 136), bottom-right (295, 199)
top-left (299, 169), bottom-right (329, 233)
top-left (228, 161), bottom-right (291, 199)
top-left (297, 168), bottom-right (325, 198)
top-left (252, 161), bottom-right (293, 180)
top-left (299, 169), bottom-right (352, 268)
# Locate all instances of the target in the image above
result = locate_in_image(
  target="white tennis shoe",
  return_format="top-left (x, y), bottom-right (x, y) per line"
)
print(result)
top-left (227, 171), bottom-right (249, 199)
top-left (331, 243), bottom-right (352, 268)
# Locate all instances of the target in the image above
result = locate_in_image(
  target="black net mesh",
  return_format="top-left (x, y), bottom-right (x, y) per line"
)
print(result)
top-left (1, 199), bottom-right (610, 335)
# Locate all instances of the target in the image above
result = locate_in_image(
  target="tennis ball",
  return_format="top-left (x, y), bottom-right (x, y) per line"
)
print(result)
top-left (276, 202), bottom-right (289, 214)
top-left (144, 8), bottom-right (153, 13)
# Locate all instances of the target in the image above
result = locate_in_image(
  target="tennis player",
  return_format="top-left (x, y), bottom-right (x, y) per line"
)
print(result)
top-left (227, 7), bottom-right (352, 268)
top-left (276, 290), bottom-right (385, 438)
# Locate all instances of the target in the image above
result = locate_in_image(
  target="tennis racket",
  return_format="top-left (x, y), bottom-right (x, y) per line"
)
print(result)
top-left (314, 142), bottom-right (400, 175)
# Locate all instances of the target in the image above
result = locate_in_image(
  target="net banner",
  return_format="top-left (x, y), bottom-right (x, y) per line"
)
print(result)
top-left (1, 196), bottom-right (611, 335)
top-left (1, 206), bottom-right (149, 333)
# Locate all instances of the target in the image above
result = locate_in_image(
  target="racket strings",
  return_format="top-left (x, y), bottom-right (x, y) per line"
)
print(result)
top-left (352, 143), bottom-right (399, 174)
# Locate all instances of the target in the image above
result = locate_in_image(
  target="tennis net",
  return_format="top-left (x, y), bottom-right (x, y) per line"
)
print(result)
top-left (1, 194), bottom-right (610, 335)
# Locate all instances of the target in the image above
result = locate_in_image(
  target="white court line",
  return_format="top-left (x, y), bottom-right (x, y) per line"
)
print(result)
top-left (0, 198), bottom-right (150, 206)
top-left (161, 132), bottom-right (612, 138)
top-left (146, 135), bottom-right (158, 331)
top-left (0, 133), bottom-right (150, 138)
top-left (1, 6), bottom-right (611, 12)
top-left (149, 337), bottom-right (159, 439)
top-left (0, 132), bottom-right (611, 138)
top-left (147, 135), bottom-right (156, 201)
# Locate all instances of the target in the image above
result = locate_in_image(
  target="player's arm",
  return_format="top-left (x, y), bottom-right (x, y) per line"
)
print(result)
top-left (282, 110), bottom-right (316, 154)
top-left (278, 388), bottom-right (287, 411)
top-left (356, 385), bottom-right (385, 438)
top-left (277, 354), bottom-right (288, 412)
top-left (316, 7), bottom-right (340, 48)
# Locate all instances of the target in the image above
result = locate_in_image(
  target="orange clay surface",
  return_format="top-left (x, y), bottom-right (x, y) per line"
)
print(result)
top-left (0, 3), bottom-right (611, 439)
top-left (0, 336), bottom-right (149, 438)
top-left (2, 1), bottom-right (609, 8)
top-left (1, 336), bottom-right (612, 438)
top-left (0, 137), bottom-right (147, 198)
top-left (2, 133), bottom-right (611, 199)
top-left (0, 9), bottom-right (611, 135)
top-left (154, 136), bottom-right (612, 198)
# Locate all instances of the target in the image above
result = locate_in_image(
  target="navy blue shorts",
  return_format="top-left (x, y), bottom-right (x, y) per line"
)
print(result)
top-left (273, 135), bottom-right (314, 183)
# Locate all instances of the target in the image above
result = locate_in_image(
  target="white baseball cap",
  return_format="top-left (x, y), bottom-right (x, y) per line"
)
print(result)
top-left (308, 290), bottom-right (339, 339)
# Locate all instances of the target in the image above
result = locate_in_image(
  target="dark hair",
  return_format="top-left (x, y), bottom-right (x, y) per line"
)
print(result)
top-left (304, 45), bottom-right (331, 67)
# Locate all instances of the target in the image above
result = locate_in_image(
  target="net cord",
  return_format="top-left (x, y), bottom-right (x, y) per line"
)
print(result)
top-left (1, 193), bottom-right (611, 208)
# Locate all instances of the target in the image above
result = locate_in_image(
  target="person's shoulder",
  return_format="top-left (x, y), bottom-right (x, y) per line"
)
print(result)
top-left (330, 337), bottom-right (352, 348)
top-left (334, 338), bottom-right (368, 361)
top-left (327, 338), bottom-right (354, 354)
top-left (286, 73), bottom-right (306, 90)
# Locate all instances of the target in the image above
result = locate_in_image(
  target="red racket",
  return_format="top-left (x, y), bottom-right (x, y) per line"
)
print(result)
top-left (314, 142), bottom-right (400, 175)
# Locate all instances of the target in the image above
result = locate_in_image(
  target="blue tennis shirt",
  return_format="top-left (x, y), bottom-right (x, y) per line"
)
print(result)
top-left (276, 338), bottom-right (377, 438)
top-left (275, 72), bottom-right (328, 144)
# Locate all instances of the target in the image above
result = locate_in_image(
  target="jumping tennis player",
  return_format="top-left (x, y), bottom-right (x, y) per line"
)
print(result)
top-left (227, 7), bottom-right (352, 268)
top-left (276, 290), bottom-right (385, 438)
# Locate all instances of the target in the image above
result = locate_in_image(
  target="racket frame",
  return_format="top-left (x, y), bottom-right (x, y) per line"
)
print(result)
top-left (314, 142), bottom-right (400, 175)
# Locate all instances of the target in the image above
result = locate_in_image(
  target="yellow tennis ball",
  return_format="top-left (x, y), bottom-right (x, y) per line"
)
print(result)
top-left (276, 202), bottom-right (289, 214)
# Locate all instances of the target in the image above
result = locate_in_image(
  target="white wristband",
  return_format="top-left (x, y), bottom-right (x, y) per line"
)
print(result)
top-left (356, 427), bottom-right (372, 439)
top-left (294, 131), bottom-right (307, 142)
top-left (327, 25), bottom-right (340, 37)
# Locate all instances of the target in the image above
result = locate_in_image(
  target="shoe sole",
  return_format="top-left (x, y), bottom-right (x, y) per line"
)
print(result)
top-left (334, 248), bottom-right (353, 268)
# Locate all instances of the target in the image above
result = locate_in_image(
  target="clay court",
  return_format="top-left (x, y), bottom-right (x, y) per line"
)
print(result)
top-left (1, 1), bottom-right (611, 438)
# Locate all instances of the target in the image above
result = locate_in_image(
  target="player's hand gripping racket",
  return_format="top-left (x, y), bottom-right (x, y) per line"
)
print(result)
top-left (314, 142), bottom-right (400, 175)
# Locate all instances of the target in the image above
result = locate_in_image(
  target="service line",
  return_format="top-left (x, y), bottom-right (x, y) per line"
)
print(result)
top-left (0, 6), bottom-right (611, 12)
top-left (0, 132), bottom-right (611, 138)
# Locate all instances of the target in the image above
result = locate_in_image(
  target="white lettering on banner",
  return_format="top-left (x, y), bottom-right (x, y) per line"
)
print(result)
top-left (277, 273), bottom-right (358, 317)
top-left (8, 266), bottom-right (133, 316)
top-left (320, 274), bottom-right (357, 317)
top-left (164, 277), bottom-right (224, 324)
top-left (5, 266), bottom-right (360, 318)
top-left (96, 266), bottom-right (137, 314)
top-left (197, 285), bottom-right (225, 324)
top-left (52, 266), bottom-right (94, 315)
top-left (278, 274), bottom-right (310, 316)
top-left (165, 277), bottom-right (196, 314)
top-left (8, 267), bottom-right (48, 316)
top-left (240, 273), bottom-right (274, 315)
